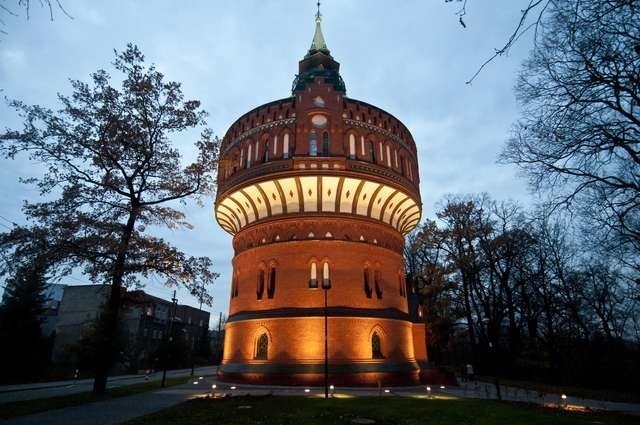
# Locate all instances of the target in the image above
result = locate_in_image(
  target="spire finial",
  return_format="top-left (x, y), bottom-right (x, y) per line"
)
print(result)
top-left (309, 1), bottom-right (329, 54)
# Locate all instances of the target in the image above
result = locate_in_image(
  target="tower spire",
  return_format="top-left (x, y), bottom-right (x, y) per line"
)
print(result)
top-left (293, 1), bottom-right (345, 94)
top-left (309, 1), bottom-right (329, 54)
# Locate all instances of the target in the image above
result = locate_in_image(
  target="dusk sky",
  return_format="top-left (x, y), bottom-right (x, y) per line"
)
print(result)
top-left (0, 1), bottom-right (537, 326)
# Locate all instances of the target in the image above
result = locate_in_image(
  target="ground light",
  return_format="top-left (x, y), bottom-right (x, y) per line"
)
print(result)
top-left (305, 388), bottom-right (311, 393)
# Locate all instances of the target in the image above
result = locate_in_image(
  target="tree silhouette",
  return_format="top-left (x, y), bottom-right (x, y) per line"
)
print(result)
top-left (0, 44), bottom-right (220, 393)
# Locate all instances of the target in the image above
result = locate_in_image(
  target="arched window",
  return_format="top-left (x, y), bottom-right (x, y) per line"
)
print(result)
top-left (263, 140), bottom-right (269, 162)
top-left (273, 135), bottom-right (278, 157)
top-left (256, 269), bottom-right (265, 300)
top-left (255, 140), bottom-right (259, 161)
top-left (368, 141), bottom-right (375, 163)
top-left (349, 134), bottom-right (356, 159)
top-left (374, 270), bottom-right (383, 299)
top-left (246, 144), bottom-right (252, 168)
top-left (309, 131), bottom-right (318, 156)
top-left (232, 273), bottom-right (239, 298)
top-left (363, 267), bottom-right (372, 298)
top-left (283, 133), bottom-right (290, 158)
top-left (322, 132), bottom-right (329, 156)
top-left (400, 156), bottom-right (406, 176)
top-left (267, 266), bottom-right (276, 299)
top-left (309, 262), bottom-right (318, 288)
top-left (255, 333), bottom-right (268, 360)
top-left (240, 148), bottom-right (244, 168)
top-left (386, 145), bottom-right (391, 167)
top-left (372, 332), bottom-right (383, 359)
top-left (322, 261), bottom-right (331, 289)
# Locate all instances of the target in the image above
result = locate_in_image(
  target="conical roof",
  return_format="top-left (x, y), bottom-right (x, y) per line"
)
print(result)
top-left (293, 5), bottom-right (345, 94)
top-left (308, 11), bottom-right (330, 54)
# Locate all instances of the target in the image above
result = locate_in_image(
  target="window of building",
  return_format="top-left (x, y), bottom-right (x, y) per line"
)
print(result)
top-left (256, 269), bottom-right (265, 300)
top-left (368, 140), bottom-right (375, 163)
top-left (322, 132), bottom-right (329, 156)
top-left (283, 133), bottom-right (290, 159)
top-left (363, 267), bottom-right (372, 298)
top-left (349, 134), bottom-right (356, 159)
top-left (400, 156), bottom-right (406, 176)
top-left (372, 331), bottom-right (383, 359)
top-left (255, 333), bottom-right (268, 360)
top-left (386, 145), bottom-right (391, 167)
top-left (322, 261), bottom-right (331, 289)
top-left (309, 131), bottom-right (318, 156)
top-left (263, 140), bottom-right (269, 162)
top-left (246, 144), bottom-right (252, 168)
top-left (309, 261), bottom-right (318, 288)
top-left (267, 266), bottom-right (276, 299)
top-left (374, 270), bottom-right (383, 299)
top-left (398, 274), bottom-right (405, 297)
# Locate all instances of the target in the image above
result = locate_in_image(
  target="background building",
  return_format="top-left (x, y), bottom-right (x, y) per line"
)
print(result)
top-left (214, 11), bottom-right (427, 386)
top-left (52, 285), bottom-right (210, 373)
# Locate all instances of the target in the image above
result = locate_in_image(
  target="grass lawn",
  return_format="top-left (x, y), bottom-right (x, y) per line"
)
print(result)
top-left (475, 376), bottom-right (640, 404)
top-left (126, 396), bottom-right (640, 425)
top-left (0, 375), bottom-right (191, 419)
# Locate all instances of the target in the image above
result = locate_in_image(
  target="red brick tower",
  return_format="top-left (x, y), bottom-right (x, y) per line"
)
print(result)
top-left (214, 9), bottom-right (426, 386)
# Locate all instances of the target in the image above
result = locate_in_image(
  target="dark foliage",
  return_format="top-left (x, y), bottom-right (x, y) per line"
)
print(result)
top-left (407, 194), bottom-right (640, 392)
top-left (0, 261), bottom-right (52, 383)
top-left (0, 44), bottom-right (220, 392)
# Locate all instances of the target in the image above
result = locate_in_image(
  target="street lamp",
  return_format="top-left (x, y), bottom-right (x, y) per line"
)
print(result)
top-left (309, 261), bottom-right (331, 399)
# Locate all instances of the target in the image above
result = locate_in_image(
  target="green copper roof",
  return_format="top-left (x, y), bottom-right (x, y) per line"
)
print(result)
top-left (308, 10), bottom-right (329, 54)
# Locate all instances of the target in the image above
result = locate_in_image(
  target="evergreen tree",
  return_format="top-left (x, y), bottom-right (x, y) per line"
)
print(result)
top-left (0, 260), bottom-right (50, 383)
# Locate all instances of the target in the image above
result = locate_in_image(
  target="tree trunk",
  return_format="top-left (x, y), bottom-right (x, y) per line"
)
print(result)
top-left (93, 206), bottom-right (138, 394)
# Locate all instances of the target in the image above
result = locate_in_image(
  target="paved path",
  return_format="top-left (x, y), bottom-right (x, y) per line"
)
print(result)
top-left (0, 367), bottom-right (216, 403)
top-left (2, 377), bottom-right (639, 424)
top-left (1, 377), bottom-right (213, 425)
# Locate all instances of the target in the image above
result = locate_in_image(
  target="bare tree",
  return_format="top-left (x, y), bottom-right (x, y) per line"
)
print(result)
top-left (502, 0), bottom-right (640, 267)
top-left (0, 0), bottom-right (72, 36)
top-left (445, 0), bottom-right (553, 83)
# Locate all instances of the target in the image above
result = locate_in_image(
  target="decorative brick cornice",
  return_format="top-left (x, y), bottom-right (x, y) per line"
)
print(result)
top-left (222, 118), bottom-right (296, 155)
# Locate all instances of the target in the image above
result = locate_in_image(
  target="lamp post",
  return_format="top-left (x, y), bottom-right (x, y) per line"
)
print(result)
top-left (161, 290), bottom-right (178, 388)
top-left (309, 262), bottom-right (331, 399)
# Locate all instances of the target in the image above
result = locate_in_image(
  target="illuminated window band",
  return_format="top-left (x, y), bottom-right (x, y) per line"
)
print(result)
top-left (215, 175), bottom-right (421, 235)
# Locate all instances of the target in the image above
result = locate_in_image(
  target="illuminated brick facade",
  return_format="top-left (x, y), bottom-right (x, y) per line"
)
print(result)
top-left (214, 12), bottom-right (427, 385)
